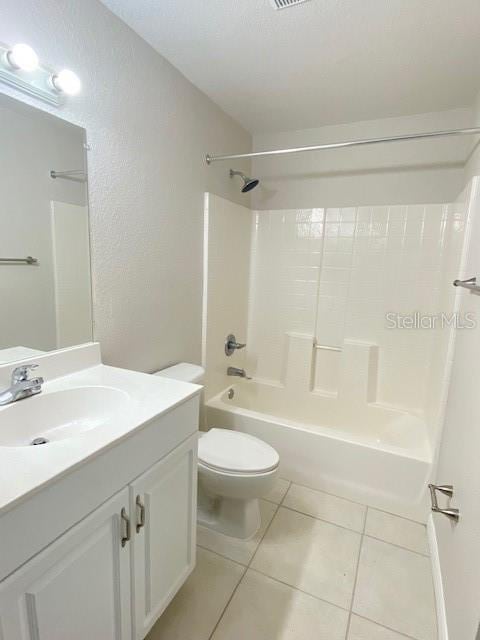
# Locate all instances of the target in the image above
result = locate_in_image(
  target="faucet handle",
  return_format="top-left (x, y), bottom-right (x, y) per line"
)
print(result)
top-left (225, 334), bottom-right (247, 356)
top-left (12, 363), bottom-right (39, 383)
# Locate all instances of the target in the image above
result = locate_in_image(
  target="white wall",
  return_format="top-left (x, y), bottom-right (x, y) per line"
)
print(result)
top-left (0, 0), bottom-right (252, 372)
top-left (203, 194), bottom-right (252, 400)
top-left (464, 89), bottom-right (480, 181)
top-left (432, 177), bottom-right (480, 640)
top-left (252, 109), bottom-right (472, 210)
top-left (0, 97), bottom-right (86, 352)
top-left (424, 185), bottom-right (470, 447)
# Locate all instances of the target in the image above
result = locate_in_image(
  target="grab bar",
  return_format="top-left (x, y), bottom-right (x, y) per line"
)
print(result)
top-left (0, 256), bottom-right (38, 265)
top-left (453, 277), bottom-right (480, 294)
top-left (428, 484), bottom-right (460, 521)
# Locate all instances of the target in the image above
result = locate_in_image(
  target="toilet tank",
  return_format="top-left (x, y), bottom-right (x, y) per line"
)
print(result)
top-left (155, 363), bottom-right (206, 429)
top-left (154, 362), bottom-right (205, 384)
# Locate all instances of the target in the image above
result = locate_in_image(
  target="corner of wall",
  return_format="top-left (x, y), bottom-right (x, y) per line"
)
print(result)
top-left (463, 89), bottom-right (480, 182)
top-left (427, 514), bottom-right (449, 640)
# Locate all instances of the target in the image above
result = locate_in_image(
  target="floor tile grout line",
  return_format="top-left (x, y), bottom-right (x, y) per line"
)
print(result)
top-left (196, 543), bottom-right (248, 569)
top-left (273, 501), bottom-right (428, 557)
top-left (279, 503), bottom-right (365, 535)
top-left (197, 479), bottom-right (430, 640)
top-left (278, 479), bottom-right (292, 507)
top-left (247, 499), bottom-right (282, 569)
top-left (262, 497), bottom-right (283, 505)
top-left (248, 565), bottom-right (351, 615)
top-left (364, 502), bottom-right (428, 527)
top-left (262, 479), bottom-right (291, 506)
top-left (199, 535), bottom-right (424, 640)
top-left (352, 613), bottom-right (422, 640)
top-left (363, 533), bottom-right (430, 557)
top-left (288, 479), bottom-right (427, 525)
top-left (207, 495), bottom-right (284, 639)
top-left (344, 505), bottom-right (367, 640)
top-left (202, 479), bottom-right (429, 640)
top-left (207, 563), bottom-right (248, 640)
top-left (287, 479), bottom-right (370, 509)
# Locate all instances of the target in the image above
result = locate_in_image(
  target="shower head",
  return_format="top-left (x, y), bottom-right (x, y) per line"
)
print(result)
top-left (230, 169), bottom-right (259, 193)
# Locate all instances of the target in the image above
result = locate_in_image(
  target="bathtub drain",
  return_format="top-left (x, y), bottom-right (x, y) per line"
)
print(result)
top-left (228, 388), bottom-right (235, 400)
top-left (31, 437), bottom-right (49, 446)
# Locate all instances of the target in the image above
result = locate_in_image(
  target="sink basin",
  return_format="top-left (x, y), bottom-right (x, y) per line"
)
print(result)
top-left (0, 387), bottom-right (131, 447)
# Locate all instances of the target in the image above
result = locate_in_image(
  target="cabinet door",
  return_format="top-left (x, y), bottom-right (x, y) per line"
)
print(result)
top-left (0, 488), bottom-right (131, 640)
top-left (131, 434), bottom-right (197, 639)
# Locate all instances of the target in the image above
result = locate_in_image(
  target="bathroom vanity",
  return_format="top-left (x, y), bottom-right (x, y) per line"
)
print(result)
top-left (0, 93), bottom-right (202, 639)
top-left (0, 344), bottom-right (201, 640)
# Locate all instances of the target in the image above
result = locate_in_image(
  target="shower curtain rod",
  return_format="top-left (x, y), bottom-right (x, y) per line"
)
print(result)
top-left (205, 126), bottom-right (480, 164)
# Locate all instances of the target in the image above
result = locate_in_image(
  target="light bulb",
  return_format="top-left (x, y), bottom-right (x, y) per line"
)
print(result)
top-left (6, 43), bottom-right (39, 72)
top-left (51, 69), bottom-right (81, 96)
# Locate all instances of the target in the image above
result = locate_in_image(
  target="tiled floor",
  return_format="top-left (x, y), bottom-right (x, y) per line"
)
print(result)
top-left (147, 479), bottom-right (437, 640)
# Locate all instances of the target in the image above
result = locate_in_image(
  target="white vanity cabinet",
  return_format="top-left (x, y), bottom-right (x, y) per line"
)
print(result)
top-left (0, 488), bottom-right (132, 640)
top-left (131, 435), bottom-right (197, 639)
top-left (0, 433), bottom-right (198, 640)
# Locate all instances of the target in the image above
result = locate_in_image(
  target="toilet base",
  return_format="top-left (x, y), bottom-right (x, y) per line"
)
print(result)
top-left (197, 486), bottom-right (261, 539)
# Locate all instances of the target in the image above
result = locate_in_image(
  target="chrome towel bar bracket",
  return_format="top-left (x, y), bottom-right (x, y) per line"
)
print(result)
top-left (50, 169), bottom-right (87, 182)
top-left (453, 277), bottom-right (480, 294)
top-left (428, 484), bottom-right (460, 521)
top-left (0, 256), bottom-right (38, 265)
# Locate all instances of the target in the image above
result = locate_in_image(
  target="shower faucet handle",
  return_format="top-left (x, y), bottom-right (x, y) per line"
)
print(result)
top-left (225, 334), bottom-right (246, 356)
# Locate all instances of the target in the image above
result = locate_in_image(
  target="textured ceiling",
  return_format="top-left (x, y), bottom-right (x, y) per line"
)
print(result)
top-left (101, 0), bottom-right (480, 133)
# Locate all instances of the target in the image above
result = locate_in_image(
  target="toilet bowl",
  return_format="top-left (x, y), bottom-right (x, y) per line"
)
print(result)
top-left (155, 363), bottom-right (280, 539)
top-left (197, 428), bottom-right (279, 538)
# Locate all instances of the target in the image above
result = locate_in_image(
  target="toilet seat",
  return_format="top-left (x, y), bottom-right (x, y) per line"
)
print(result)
top-left (199, 428), bottom-right (279, 475)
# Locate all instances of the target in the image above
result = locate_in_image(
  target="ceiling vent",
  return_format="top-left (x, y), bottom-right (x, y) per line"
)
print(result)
top-left (269, 0), bottom-right (310, 9)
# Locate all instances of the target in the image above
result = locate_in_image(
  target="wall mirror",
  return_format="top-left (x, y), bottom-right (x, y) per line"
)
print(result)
top-left (0, 94), bottom-right (92, 365)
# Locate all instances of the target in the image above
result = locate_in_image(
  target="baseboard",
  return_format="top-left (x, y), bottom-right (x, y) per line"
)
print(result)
top-left (427, 514), bottom-right (448, 640)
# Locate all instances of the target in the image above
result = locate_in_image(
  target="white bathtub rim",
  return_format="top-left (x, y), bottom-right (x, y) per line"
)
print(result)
top-left (207, 402), bottom-right (432, 521)
top-left (207, 395), bottom-right (432, 464)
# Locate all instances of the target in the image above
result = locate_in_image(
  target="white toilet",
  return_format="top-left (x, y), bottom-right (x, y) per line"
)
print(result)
top-left (155, 363), bottom-right (280, 539)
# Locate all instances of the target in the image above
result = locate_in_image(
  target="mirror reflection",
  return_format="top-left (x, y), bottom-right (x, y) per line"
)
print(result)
top-left (0, 95), bottom-right (92, 364)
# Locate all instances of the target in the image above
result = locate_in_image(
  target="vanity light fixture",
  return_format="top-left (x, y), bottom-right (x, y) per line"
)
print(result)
top-left (5, 44), bottom-right (39, 72)
top-left (50, 69), bottom-right (81, 96)
top-left (0, 41), bottom-right (82, 106)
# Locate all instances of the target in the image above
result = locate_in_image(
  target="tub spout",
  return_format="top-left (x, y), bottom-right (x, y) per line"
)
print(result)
top-left (227, 367), bottom-right (252, 380)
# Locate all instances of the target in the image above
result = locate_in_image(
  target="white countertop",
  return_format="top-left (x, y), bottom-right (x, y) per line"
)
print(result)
top-left (0, 362), bottom-right (201, 515)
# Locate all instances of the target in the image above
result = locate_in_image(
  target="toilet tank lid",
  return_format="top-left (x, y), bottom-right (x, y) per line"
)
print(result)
top-left (154, 362), bottom-right (204, 384)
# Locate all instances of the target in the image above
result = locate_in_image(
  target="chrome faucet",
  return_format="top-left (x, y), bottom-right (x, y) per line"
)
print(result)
top-left (0, 364), bottom-right (44, 406)
top-left (225, 334), bottom-right (246, 356)
top-left (227, 367), bottom-right (251, 379)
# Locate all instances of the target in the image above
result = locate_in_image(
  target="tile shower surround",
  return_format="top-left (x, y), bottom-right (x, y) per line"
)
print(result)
top-left (247, 202), bottom-right (465, 416)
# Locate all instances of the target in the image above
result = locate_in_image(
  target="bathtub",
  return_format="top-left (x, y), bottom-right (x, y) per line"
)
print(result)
top-left (206, 381), bottom-right (433, 520)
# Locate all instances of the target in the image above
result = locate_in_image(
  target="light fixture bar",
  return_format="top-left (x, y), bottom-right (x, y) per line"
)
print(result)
top-left (0, 43), bottom-right (81, 106)
top-left (0, 44), bottom-right (61, 106)
top-left (206, 127), bottom-right (480, 164)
